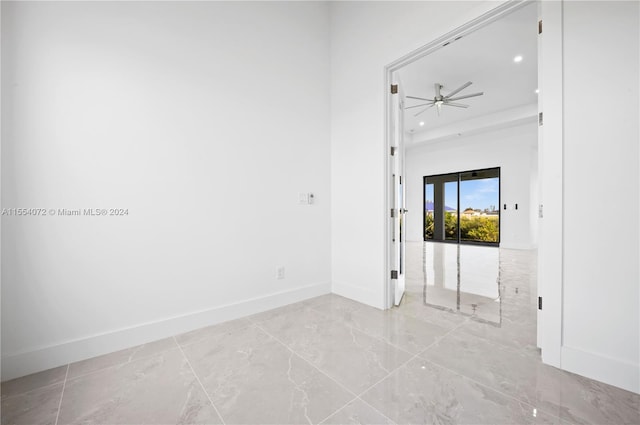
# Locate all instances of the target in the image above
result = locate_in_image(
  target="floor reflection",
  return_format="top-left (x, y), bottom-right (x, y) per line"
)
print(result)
top-left (404, 240), bottom-right (540, 349)
top-left (410, 242), bottom-right (502, 326)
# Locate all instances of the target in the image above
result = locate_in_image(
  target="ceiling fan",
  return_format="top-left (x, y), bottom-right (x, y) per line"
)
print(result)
top-left (405, 81), bottom-right (484, 116)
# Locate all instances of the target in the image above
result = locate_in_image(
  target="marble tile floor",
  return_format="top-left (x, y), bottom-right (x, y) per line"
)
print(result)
top-left (2, 247), bottom-right (639, 424)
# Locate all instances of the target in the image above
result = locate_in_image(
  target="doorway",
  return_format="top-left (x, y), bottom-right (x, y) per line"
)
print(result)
top-left (384, 0), bottom-right (565, 375)
top-left (385, 0), bottom-right (546, 342)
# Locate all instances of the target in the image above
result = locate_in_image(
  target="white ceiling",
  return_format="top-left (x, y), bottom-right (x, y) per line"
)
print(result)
top-left (398, 3), bottom-right (538, 142)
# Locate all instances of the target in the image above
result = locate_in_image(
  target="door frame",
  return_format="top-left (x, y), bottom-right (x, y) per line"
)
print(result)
top-left (383, 0), bottom-right (563, 368)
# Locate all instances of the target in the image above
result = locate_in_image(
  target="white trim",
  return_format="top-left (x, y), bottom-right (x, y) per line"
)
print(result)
top-left (408, 103), bottom-right (538, 148)
top-left (1, 281), bottom-right (331, 381)
top-left (561, 346), bottom-right (640, 394)
top-left (501, 243), bottom-right (537, 250)
top-left (537, 0), bottom-right (563, 368)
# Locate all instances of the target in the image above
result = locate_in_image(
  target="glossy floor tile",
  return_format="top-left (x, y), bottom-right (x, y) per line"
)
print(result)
top-left (421, 330), bottom-right (639, 424)
top-left (1, 383), bottom-right (63, 425)
top-left (330, 306), bottom-right (450, 355)
top-left (57, 348), bottom-right (223, 424)
top-left (2, 243), bottom-right (638, 424)
top-left (320, 398), bottom-right (394, 425)
top-left (180, 324), bottom-right (352, 424)
top-left (1, 366), bottom-right (67, 400)
top-left (258, 306), bottom-right (413, 394)
top-left (360, 358), bottom-right (560, 425)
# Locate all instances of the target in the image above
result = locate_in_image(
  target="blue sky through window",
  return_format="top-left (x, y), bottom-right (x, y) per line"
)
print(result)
top-left (425, 177), bottom-right (499, 211)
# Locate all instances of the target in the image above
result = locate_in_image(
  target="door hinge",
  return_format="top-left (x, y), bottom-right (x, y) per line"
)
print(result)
top-left (390, 208), bottom-right (395, 218)
top-left (390, 84), bottom-right (398, 94)
top-left (538, 204), bottom-right (544, 218)
top-left (391, 270), bottom-right (398, 279)
top-left (538, 296), bottom-right (543, 310)
top-left (390, 146), bottom-right (396, 156)
top-left (538, 20), bottom-right (542, 34)
top-left (538, 112), bottom-right (543, 126)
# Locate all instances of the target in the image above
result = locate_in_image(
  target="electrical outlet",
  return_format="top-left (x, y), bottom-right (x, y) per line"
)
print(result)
top-left (276, 266), bottom-right (285, 280)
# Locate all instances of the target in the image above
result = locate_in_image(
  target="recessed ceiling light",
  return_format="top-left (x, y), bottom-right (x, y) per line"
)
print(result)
top-left (419, 121), bottom-right (425, 126)
top-left (535, 88), bottom-right (539, 94)
top-left (513, 55), bottom-right (523, 63)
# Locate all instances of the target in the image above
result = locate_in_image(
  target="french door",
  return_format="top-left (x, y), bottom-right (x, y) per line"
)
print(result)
top-left (390, 80), bottom-right (406, 306)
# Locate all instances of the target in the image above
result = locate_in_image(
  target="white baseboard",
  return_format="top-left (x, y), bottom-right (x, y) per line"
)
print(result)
top-left (331, 280), bottom-right (384, 310)
top-left (407, 240), bottom-right (538, 250)
top-left (561, 345), bottom-right (640, 394)
top-left (501, 243), bottom-right (537, 250)
top-left (1, 281), bottom-right (331, 381)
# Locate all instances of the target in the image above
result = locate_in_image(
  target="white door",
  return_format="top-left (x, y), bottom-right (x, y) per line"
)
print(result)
top-left (390, 79), bottom-right (406, 306)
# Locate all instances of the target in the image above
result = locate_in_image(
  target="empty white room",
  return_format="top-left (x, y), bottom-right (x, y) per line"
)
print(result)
top-left (1, 1), bottom-right (639, 424)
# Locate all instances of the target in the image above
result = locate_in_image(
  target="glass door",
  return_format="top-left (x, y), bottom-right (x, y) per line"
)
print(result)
top-left (424, 167), bottom-right (500, 246)
top-left (459, 169), bottom-right (500, 244)
top-left (424, 172), bottom-right (458, 242)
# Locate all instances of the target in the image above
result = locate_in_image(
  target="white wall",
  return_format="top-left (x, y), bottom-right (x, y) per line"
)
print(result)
top-left (405, 122), bottom-right (538, 249)
top-left (560, 1), bottom-right (639, 393)
top-left (1, 1), bottom-right (331, 380)
top-left (329, 1), bottom-right (501, 308)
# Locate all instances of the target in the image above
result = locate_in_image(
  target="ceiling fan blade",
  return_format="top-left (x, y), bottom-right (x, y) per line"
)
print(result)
top-left (444, 102), bottom-right (469, 108)
top-left (435, 83), bottom-right (442, 98)
top-left (414, 104), bottom-right (435, 116)
top-left (446, 92), bottom-right (484, 101)
top-left (445, 81), bottom-right (472, 98)
top-left (405, 102), bottom-right (435, 110)
top-left (406, 95), bottom-right (433, 102)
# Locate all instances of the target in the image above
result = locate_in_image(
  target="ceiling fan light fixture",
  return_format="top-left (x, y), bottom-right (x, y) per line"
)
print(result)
top-left (406, 81), bottom-right (483, 117)
top-left (419, 121), bottom-right (425, 126)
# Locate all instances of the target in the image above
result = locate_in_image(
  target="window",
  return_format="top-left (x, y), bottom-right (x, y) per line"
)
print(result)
top-left (424, 167), bottom-right (500, 245)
